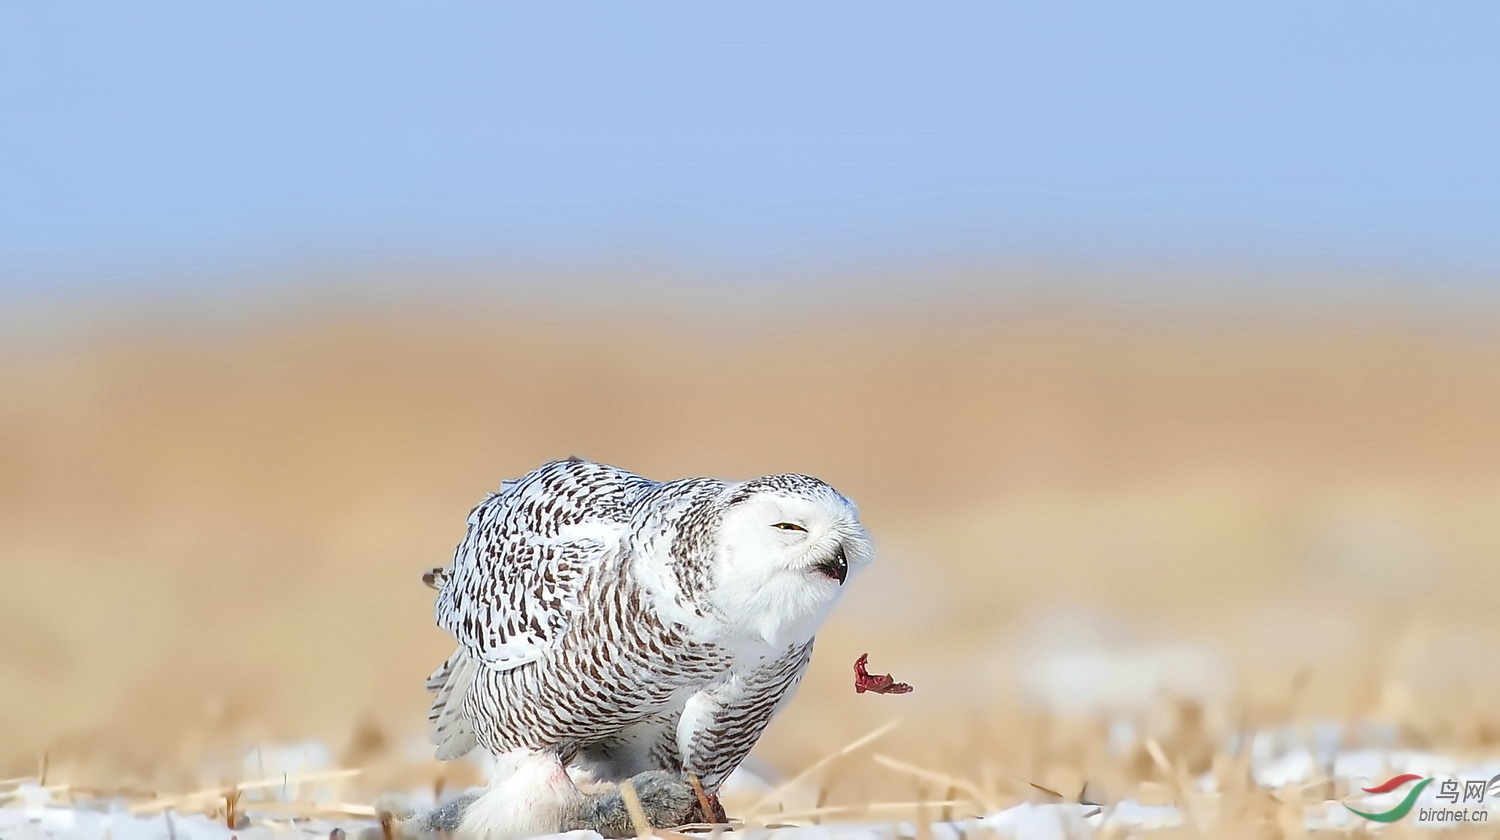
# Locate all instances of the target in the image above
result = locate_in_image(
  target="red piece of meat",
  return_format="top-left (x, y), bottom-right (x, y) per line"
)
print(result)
top-left (854, 653), bottom-right (913, 695)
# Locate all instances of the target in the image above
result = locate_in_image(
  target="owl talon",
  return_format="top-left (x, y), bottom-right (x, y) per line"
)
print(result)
top-left (699, 791), bottom-right (728, 824)
top-left (687, 774), bottom-right (729, 825)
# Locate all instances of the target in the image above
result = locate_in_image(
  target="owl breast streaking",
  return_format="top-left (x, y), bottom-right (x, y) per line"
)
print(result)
top-left (412, 458), bottom-right (872, 839)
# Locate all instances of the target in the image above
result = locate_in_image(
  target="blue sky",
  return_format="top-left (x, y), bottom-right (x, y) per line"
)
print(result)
top-left (3, 2), bottom-right (1498, 298)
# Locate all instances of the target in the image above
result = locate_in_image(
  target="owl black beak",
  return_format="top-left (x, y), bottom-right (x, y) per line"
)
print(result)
top-left (812, 544), bottom-right (849, 585)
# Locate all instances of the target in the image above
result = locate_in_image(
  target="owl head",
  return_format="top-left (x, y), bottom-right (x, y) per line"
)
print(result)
top-left (706, 474), bottom-right (873, 648)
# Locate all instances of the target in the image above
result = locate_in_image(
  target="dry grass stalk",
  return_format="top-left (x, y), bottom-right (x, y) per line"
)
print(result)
top-left (619, 778), bottom-right (653, 840)
top-left (685, 773), bottom-right (717, 826)
top-left (746, 719), bottom-right (900, 816)
top-left (128, 768), bottom-right (361, 815)
top-left (871, 754), bottom-right (994, 813)
top-left (223, 787), bottom-right (241, 829)
top-left (762, 799), bottom-right (978, 823)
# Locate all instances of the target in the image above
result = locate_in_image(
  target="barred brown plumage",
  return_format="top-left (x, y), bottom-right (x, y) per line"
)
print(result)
top-left (412, 458), bottom-right (873, 838)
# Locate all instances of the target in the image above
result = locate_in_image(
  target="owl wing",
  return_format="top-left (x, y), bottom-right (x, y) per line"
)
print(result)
top-left (674, 640), bottom-right (816, 791)
top-left (426, 461), bottom-right (648, 759)
top-left (435, 460), bottom-right (644, 671)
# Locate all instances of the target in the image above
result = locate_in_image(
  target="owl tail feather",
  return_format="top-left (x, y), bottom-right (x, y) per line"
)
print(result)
top-left (426, 648), bottom-right (481, 760)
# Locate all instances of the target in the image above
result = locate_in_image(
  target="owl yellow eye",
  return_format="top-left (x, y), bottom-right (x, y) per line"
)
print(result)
top-left (772, 522), bottom-right (807, 532)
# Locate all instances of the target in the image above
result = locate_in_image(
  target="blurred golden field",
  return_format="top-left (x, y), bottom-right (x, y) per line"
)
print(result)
top-left (3, 285), bottom-right (1500, 836)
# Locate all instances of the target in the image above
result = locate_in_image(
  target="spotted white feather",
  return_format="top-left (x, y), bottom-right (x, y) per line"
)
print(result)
top-left (425, 458), bottom-right (872, 793)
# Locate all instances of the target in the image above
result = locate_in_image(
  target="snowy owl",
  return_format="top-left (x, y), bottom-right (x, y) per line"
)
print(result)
top-left (397, 458), bottom-right (872, 838)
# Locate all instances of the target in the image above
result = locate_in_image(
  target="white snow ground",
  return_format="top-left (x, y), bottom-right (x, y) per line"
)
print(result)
top-left (4, 728), bottom-right (1499, 840)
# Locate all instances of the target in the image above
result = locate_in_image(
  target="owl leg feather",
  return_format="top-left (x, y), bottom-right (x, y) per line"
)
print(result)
top-left (443, 748), bottom-right (587, 839)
